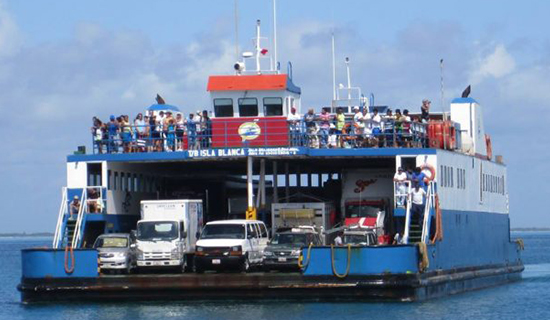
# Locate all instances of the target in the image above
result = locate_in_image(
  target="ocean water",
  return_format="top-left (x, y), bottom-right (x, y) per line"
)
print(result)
top-left (2, 232), bottom-right (549, 320)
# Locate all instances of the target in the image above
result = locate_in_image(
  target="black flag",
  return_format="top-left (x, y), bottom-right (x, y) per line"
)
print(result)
top-left (461, 85), bottom-right (471, 98)
top-left (156, 94), bottom-right (166, 105)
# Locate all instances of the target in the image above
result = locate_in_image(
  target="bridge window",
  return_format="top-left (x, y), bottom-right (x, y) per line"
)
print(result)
top-left (263, 97), bottom-right (283, 116)
top-left (238, 98), bottom-right (259, 117)
top-left (214, 98), bottom-right (234, 117)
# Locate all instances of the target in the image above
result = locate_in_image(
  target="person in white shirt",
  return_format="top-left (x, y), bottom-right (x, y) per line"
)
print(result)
top-left (393, 167), bottom-right (408, 207)
top-left (287, 107), bottom-right (301, 146)
top-left (410, 183), bottom-right (427, 225)
top-left (334, 233), bottom-right (343, 246)
top-left (352, 106), bottom-right (363, 147)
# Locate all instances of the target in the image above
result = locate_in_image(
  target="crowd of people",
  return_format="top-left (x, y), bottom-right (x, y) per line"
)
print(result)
top-left (90, 99), bottom-right (432, 153)
top-left (288, 99), bottom-right (431, 149)
top-left (91, 110), bottom-right (212, 154)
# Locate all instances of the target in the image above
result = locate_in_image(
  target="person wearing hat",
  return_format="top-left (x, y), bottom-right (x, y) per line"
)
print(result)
top-left (69, 195), bottom-right (81, 220)
top-left (421, 99), bottom-right (431, 123)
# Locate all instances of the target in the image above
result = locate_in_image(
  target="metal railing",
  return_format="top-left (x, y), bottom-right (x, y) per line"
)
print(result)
top-left (71, 189), bottom-right (87, 249)
top-left (52, 186), bottom-right (105, 249)
top-left (52, 187), bottom-right (68, 248)
top-left (421, 182), bottom-right (437, 244)
top-left (90, 118), bottom-right (430, 154)
top-left (394, 181), bottom-right (411, 208)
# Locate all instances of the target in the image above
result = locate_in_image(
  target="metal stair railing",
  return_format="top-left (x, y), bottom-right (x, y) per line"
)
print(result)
top-left (421, 182), bottom-right (435, 243)
top-left (52, 187), bottom-right (68, 249)
top-left (71, 189), bottom-right (87, 249)
top-left (402, 193), bottom-right (412, 244)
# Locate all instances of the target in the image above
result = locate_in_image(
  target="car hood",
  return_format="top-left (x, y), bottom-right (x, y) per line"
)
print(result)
top-left (97, 248), bottom-right (129, 254)
top-left (265, 244), bottom-right (302, 251)
top-left (196, 239), bottom-right (246, 247)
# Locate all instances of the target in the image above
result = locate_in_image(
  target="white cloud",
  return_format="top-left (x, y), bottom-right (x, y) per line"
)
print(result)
top-left (470, 44), bottom-right (516, 84)
top-left (0, 1), bottom-right (22, 58)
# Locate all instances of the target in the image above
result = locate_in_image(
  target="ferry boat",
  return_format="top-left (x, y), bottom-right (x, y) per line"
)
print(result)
top-left (18, 17), bottom-right (523, 303)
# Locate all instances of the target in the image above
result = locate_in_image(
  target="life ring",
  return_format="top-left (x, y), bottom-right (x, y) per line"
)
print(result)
top-left (420, 163), bottom-right (436, 182)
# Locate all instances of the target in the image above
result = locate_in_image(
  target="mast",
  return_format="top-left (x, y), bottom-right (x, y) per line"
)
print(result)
top-left (345, 57), bottom-right (351, 101)
top-left (234, 0), bottom-right (239, 62)
top-left (332, 33), bottom-right (336, 101)
top-left (256, 20), bottom-right (261, 74)
top-left (272, 0), bottom-right (278, 72)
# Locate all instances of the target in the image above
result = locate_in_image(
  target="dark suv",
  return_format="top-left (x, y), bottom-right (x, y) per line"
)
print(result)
top-left (263, 229), bottom-right (322, 271)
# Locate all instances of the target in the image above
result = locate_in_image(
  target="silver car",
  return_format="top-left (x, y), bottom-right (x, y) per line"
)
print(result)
top-left (94, 233), bottom-right (135, 274)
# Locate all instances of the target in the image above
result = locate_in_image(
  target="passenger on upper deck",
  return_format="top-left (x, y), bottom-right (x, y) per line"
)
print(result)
top-left (201, 110), bottom-right (212, 148)
top-left (421, 99), bottom-right (431, 123)
top-left (383, 109), bottom-right (394, 147)
top-left (287, 107), bottom-right (301, 146)
top-left (175, 113), bottom-right (185, 151)
top-left (304, 108), bottom-right (317, 148)
top-left (107, 115), bottom-right (119, 153)
top-left (187, 113), bottom-right (198, 150)
top-left (319, 108), bottom-right (331, 148)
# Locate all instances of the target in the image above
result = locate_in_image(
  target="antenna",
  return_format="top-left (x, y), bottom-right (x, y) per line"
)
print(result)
top-left (331, 32), bottom-right (336, 101)
top-left (234, 0), bottom-right (239, 63)
top-left (256, 20), bottom-right (261, 74)
top-left (272, 0), bottom-right (278, 72)
top-left (440, 58), bottom-right (445, 117)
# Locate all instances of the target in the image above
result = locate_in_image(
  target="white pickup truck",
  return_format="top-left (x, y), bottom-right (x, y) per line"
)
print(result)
top-left (134, 200), bottom-right (203, 272)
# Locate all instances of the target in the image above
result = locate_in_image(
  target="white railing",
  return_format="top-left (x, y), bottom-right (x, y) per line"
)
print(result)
top-left (71, 189), bottom-right (87, 249)
top-left (85, 186), bottom-right (106, 214)
top-left (52, 187), bottom-right (68, 249)
top-left (402, 193), bottom-right (412, 244)
top-left (421, 182), bottom-right (436, 243)
top-left (394, 181), bottom-right (411, 208)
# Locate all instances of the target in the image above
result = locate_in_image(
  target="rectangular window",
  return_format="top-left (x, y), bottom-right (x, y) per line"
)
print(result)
top-left (238, 98), bottom-right (259, 117)
top-left (114, 172), bottom-right (118, 191)
top-left (121, 173), bottom-right (126, 191)
top-left (133, 174), bottom-right (138, 192)
top-left (263, 97), bottom-right (283, 116)
top-left (139, 174), bottom-right (144, 192)
top-left (128, 173), bottom-right (133, 192)
top-left (107, 170), bottom-right (112, 190)
top-left (451, 167), bottom-right (454, 188)
top-left (213, 98), bottom-right (234, 117)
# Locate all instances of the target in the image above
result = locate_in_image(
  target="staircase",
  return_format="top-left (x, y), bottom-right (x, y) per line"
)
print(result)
top-left (63, 219), bottom-right (77, 247)
top-left (408, 222), bottom-right (422, 243)
top-left (401, 181), bottom-right (436, 245)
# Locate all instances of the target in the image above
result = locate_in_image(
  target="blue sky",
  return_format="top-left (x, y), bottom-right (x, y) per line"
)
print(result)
top-left (0, 0), bottom-right (548, 232)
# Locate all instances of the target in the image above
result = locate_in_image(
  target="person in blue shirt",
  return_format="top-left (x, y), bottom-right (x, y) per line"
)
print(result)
top-left (107, 115), bottom-right (119, 153)
top-left (187, 113), bottom-right (198, 150)
top-left (412, 167), bottom-right (427, 189)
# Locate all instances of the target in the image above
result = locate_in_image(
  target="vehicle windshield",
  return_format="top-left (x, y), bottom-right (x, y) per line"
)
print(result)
top-left (201, 224), bottom-right (245, 240)
top-left (271, 233), bottom-right (308, 246)
top-left (94, 237), bottom-right (128, 248)
top-left (137, 221), bottom-right (178, 241)
top-left (345, 205), bottom-right (380, 218)
top-left (343, 234), bottom-right (371, 245)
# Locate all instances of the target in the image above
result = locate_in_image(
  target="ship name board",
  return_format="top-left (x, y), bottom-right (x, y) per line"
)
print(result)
top-left (188, 147), bottom-right (302, 158)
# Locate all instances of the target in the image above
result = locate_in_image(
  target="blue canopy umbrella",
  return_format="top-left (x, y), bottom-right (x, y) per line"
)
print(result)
top-left (147, 104), bottom-right (180, 112)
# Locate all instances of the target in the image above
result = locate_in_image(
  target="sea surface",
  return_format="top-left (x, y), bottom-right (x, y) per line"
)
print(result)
top-left (2, 232), bottom-right (549, 320)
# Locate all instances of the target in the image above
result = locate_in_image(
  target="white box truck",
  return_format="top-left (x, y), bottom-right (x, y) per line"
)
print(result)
top-left (135, 199), bottom-right (203, 272)
top-left (271, 202), bottom-right (336, 245)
